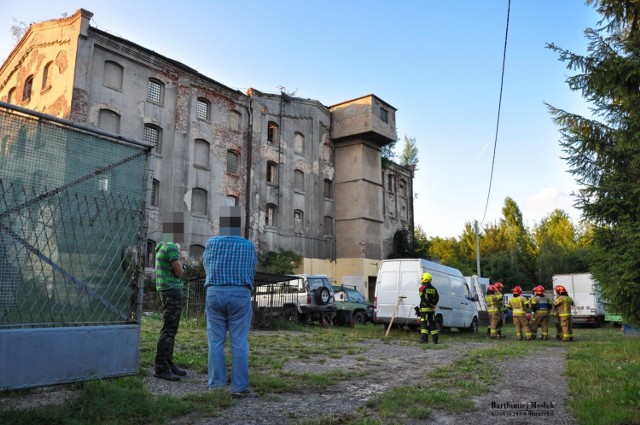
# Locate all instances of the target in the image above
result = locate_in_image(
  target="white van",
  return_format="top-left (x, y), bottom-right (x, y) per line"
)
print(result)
top-left (374, 259), bottom-right (479, 332)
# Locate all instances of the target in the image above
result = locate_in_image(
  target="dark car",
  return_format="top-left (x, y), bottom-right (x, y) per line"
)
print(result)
top-left (331, 285), bottom-right (374, 326)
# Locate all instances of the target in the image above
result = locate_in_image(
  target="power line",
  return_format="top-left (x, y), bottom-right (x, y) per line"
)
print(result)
top-left (481, 0), bottom-right (511, 225)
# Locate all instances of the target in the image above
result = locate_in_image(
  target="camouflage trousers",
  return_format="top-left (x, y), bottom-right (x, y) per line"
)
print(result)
top-left (155, 289), bottom-right (183, 373)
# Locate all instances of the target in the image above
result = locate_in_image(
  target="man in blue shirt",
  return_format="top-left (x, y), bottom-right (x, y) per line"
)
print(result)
top-left (203, 206), bottom-right (257, 397)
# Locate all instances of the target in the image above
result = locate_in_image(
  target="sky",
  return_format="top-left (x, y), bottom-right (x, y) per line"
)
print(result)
top-left (0, 1), bottom-right (601, 238)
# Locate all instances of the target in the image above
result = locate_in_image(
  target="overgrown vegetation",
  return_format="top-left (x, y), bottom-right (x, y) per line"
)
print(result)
top-left (257, 249), bottom-right (302, 274)
top-left (1, 316), bottom-right (638, 425)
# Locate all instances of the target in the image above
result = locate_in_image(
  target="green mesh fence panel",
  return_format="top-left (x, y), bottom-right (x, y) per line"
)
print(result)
top-left (0, 105), bottom-right (150, 329)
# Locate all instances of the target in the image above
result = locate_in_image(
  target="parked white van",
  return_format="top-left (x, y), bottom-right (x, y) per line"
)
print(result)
top-left (374, 259), bottom-right (480, 332)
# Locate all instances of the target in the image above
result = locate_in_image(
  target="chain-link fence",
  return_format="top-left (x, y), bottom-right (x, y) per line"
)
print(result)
top-left (0, 102), bottom-right (150, 329)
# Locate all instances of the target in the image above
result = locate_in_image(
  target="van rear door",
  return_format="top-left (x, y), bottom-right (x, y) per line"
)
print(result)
top-left (450, 276), bottom-right (477, 328)
top-left (375, 261), bottom-right (400, 322)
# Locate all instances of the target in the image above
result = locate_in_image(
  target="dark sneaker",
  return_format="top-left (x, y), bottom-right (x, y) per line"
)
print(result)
top-left (170, 366), bottom-right (187, 376)
top-left (154, 371), bottom-right (181, 381)
top-left (231, 389), bottom-right (256, 398)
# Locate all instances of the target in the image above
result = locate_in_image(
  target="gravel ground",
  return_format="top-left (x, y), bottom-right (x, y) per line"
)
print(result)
top-left (3, 333), bottom-right (575, 425)
top-left (143, 334), bottom-right (575, 425)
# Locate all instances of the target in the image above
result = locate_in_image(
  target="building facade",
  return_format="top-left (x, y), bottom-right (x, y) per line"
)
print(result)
top-left (0, 9), bottom-right (414, 298)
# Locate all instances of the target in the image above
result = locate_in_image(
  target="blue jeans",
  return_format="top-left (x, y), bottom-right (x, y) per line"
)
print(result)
top-left (206, 285), bottom-right (252, 392)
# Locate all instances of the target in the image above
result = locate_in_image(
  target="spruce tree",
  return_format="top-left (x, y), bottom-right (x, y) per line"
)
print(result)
top-left (546, 1), bottom-right (640, 326)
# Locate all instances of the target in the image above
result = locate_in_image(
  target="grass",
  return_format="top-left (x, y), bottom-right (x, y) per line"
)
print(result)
top-left (564, 326), bottom-right (640, 425)
top-left (1, 317), bottom-right (639, 425)
top-left (363, 338), bottom-right (536, 422)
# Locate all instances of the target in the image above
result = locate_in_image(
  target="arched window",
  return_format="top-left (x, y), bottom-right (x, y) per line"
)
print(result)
top-left (151, 179), bottom-right (159, 207)
top-left (294, 132), bottom-right (305, 153)
top-left (7, 87), bottom-right (15, 104)
top-left (144, 124), bottom-right (162, 154)
top-left (324, 216), bottom-right (334, 236)
top-left (192, 188), bottom-right (208, 215)
top-left (229, 110), bottom-right (241, 132)
top-left (194, 139), bottom-right (210, 167)
top-left (294, 169), bottom-right (304, 192)
top-left (266, 204), bottom-right (277, 226)
top-left (98, 109), bottom-right (121, 134)
top-left (399, 178), bottom-right (407, 198)
top-left (147, 78), bottom-right (164, 105)
top-left (189, 244), bottom-right (205, 260)
top-left (294, 209), bottom-right (303, 233)
top-left (23, 75), bottom-right (33, 102)
top-left (266, 161), bottom-right (278, 184)
top-left (146, 240), bottom-right (156, 268)
top-left (42, 61), bottom-right (53, 90)
top-left (196, 97), bottom-right (210, 121)
top-left (267, 121), bottom-right (278, 144)
top-left (103, 60), bottom-right (123, 90)
top-left (323, 179), bottom-right (333, 199)
top-left (226, 195), bottom-right (238, 206)
top-left (227, 150), bottom-right (239, 174)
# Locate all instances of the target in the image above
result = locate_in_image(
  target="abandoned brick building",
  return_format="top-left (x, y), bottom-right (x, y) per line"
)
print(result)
top-left (0, 9), bottom-right (414, 299)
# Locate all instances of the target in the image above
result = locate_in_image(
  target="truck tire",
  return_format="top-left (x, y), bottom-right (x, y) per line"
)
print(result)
top-left (353, 311), bottom-right (368, 325)
top-left (320, 312), bottom-right (332, 326)
top-left (315, 287), bottom-right (331, 305)
top-left (283, 308), bottom-right (298, 323)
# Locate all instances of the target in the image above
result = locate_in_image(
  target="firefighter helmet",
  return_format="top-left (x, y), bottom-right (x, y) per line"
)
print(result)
top-left (555, 285), bottom-right (566, 295)
top-left (421, 272), bottom-right (432, 283)
top-left (534, 285), bottom-right (545, 295)
top-left (494, 282), bottom-right (504, 291)
top-left (513, 286), bottom-right (522, 295)
top-left (487, 284), bottom-right (497, 294)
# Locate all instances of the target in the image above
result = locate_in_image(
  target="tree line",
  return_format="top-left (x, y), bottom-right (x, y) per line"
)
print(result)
top-left (391, 196), bottom-right (592, 293)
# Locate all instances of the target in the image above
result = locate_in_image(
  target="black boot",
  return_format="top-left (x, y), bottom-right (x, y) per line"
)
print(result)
top-left (432, 334), bottom-right (439, 344)
top-left (420, 334), bottom-right (428, 344)
top-left (170, 363), bottom-right (187, 377)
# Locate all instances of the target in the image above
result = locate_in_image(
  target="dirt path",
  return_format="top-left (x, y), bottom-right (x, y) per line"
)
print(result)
top-left (3, 334), bottom-right (574, 424)
top-left (142, 338), bottom-right (575, 425)
top-left (428, 345), bottom-right (574, 425)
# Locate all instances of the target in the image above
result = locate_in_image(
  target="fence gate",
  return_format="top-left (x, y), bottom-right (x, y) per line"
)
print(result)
top-left (0, 102), bottom-right (151, 391)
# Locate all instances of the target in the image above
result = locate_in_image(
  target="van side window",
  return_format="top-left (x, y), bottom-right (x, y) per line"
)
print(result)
top-left (451, 278), bottom-right (466, 297)
top-left (463, 283), bottom-right (473, 299)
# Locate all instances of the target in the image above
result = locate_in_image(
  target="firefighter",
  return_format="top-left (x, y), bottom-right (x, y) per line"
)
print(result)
top-left (553, 285), bottom-right (574, 341)
top-left (529, 285), bottom-right (552, 340)
top-left (508, 286), bottom-right (532, 340)
top-left (494, 281), bottom-right (505, 338)
top-left (418, 272), bottom-right (439, 344)
top-left (485, 284), bottom-right (501, 339)
top-left (551, 304), bottom-right (563, 340)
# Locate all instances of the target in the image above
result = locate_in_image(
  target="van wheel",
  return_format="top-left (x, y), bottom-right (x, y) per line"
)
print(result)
top-left (283, 308), bottom-right (298, 322)
top-left (353, 311), bottom-right (367, 325)
top-left (315, 287), bottom-right (331, 305)
top-left (468, 317), bottom-right (478, 333)
top-left (435, 316), bottom-right (444, 333)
